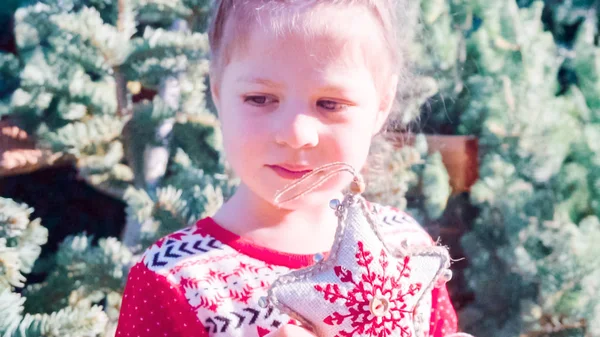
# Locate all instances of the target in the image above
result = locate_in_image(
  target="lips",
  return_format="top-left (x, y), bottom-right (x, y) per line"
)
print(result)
top-left (268, 165), bottom-right (313, 180)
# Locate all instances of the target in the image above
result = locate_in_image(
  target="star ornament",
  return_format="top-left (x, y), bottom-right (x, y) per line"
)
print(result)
top-left (266, 194), bottom-right (452, 337)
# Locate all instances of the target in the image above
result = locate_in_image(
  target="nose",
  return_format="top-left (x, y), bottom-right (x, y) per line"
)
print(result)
top-left (274, 108), bottom-right (319, 150)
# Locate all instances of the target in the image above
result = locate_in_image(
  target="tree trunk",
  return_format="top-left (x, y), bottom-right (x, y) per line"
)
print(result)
top-left (120, 19), bottom-right (189, 252)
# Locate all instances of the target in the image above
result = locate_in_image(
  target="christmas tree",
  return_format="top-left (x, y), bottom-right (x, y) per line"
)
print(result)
top-left (0, 0), bottom-right (237, 251)
top-left (413, 0), bottom-right (600, 335)
top-left (0, 196), bottom-right (132, 336)
top-left (0, 0), bottom-right (238, 335)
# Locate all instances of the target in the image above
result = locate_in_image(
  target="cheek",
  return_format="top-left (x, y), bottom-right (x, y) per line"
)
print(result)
top-left (219, 102), bottom-right (270, 165)
top-left (324, 118), bottom-right (375, 170)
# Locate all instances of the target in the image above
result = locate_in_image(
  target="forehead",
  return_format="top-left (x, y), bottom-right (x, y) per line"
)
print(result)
top-left (221, 4), bottom-right (390, 83)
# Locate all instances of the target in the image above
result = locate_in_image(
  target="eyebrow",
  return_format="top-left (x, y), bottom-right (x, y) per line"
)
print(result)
top-left (238, 77), bottom-right (285, 89)
top-left (238, 77), bottom-right (358, 97)
top-left (320, 85), bottom-right (352, 96)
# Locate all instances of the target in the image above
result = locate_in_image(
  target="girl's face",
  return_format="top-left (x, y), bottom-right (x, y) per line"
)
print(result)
top-left (212, 7), bottom-right (396, 210)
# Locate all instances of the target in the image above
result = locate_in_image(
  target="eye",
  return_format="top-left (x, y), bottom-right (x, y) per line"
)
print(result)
top-left (244, 95), bottom-right (277, 106)
top-left (318, 99), bottom-right (349, 112)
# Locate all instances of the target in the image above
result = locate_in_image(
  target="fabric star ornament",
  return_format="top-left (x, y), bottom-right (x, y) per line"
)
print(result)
top-left (265, 163), bottom-right (453, 337)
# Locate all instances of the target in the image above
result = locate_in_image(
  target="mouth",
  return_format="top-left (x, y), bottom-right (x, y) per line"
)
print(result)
top-left (267, 165), bottom-right (313, 180)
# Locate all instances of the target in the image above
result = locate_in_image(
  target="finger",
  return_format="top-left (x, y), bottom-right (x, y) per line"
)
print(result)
top-left (264, 324), bottom-right (316, 337)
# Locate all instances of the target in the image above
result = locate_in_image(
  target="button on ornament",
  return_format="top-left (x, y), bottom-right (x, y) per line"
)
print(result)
top-left (369, 296), bottom-right (390, 317)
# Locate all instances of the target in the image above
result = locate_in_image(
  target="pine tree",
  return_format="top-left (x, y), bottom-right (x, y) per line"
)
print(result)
top-left (1, 196), bottom-right (132, 336)
top-left (442, 0), bottom-right (600, 336)
top-left (0, 0), bottom-right (236, 251)
top-left (0, 0), bottom-right (236, 335)
top-left (363, 0), bottom-right (454, 223)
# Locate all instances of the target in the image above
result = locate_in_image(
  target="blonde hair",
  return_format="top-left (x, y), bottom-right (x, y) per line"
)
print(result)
top-left (207, 0), bottom-right (419, 178)
top-left (207, 0), bottom-right (415, 84)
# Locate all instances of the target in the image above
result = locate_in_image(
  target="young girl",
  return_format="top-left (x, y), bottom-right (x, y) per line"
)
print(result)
top-left (115, 1), bottom-right (458, 337)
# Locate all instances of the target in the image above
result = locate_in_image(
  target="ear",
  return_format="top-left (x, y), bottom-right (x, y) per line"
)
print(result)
top-left (373, 74), bottom-right (398, 136)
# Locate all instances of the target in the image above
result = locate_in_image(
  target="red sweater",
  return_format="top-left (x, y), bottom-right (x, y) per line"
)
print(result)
top-left (116, 205), bottom-right (458, 337)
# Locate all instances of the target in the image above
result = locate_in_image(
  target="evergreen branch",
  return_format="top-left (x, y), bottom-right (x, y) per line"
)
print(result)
top-left (50, 7), bottom-right (133, 66)
top-left (525, 322), bottom-right (586, 337)
top-left (123, 54), bottom-right (190, 87)
top-left (122, 28), bottom-right (207, 87)
top-left (140, 186), bottom-right (190, 246)
top-left (9, 304), bottom-right (108, 337)
top-left (123, 187), bottom-right (155, 226)
top-left (0, 243), bottom-right (26, 290)
top-left (0, 99), bottom-right (10, 118)
top-left (134, 0), bottom-right (191, 15)
top-left (124, 184), bottom-right (208, 247)
top-left (121, 96), bottom-right (177, 191)
top-left (362, 140), bottom-right (421, 211)
top-left (132, 96), bottom-right (177, 127)
top-left (19, 49), bottom-right (118, 116)
top-left (5, 89), bottom-right (56, 136)
top-left (15, 217), bottom-right (48, 276)
top-left (55, 100), bottom-right (87, 121)
top-left (75, 141), bottom-right (134, 199)
top-left (183, 184), bottom-right (224, 225)
top-left (0, 198), bottom-right (48, 290)
top-left (78, 171), bottom-right (132, 200)
top-left (179, 59), bottom-right (211, 115)
top-left (155, 186), bottom-right (189, 224)
top-left (47, 34), bottom-right (113, 77)
top-left (0, 51), bottom-right (24, 114)
top-left (38, 115), bottom-right (125, 155)
top-left (127, 27), bottom-right (208, 63)
top-left (422, 151), bottom-right (451, 219)
top-left (181, 0), bottom-right (211, 9)
top-left (13, 3), bottom-right (57, 51)
top-left (573, 18), bottom-right (600, 115)
top-left (76, 141), bottom-right (126, 175)
top-left (0, 197), bottom-right (34, 239)
top-left (165, 150), bottom-right (233, 224)
top-left (134, 0), bottom-right (192, 25)
top-left (171, 114), bottom-right (223, 174)
top-left (0, 53), bottom-right (19, 74)
top-left (0, 290), bottom-right (26, 334)
top-left (23, 235), bottom-right (133, 314)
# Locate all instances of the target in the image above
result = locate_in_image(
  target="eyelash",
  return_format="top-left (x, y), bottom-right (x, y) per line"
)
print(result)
top-left (244, 96), bottom-right (275, 106)
top-left (244, 95), bottom-right (349, 112)
top-left (318, 100), bottom-right (349, 112)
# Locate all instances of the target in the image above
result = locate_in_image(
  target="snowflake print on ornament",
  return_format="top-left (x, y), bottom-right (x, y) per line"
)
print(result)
top-left (265, 163), bottom-right (454, 337)
top-left (315, 242), bottom-right (422, 337)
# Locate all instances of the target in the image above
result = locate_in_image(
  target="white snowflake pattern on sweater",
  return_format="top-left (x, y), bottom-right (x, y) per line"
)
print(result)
top-left (115, 203), bottom-right (457, 337)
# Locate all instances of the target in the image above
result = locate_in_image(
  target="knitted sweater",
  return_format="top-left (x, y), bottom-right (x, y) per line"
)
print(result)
top-left (115, 204), bottom-right (458, 337)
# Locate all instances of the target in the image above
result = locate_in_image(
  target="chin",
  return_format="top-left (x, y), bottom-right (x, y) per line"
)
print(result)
top-left (239, 167), bottom-right (351, 210)
top-left (269, 182), bottom-right (346, 211)
top-left (271, 193), bottom-right (331, 210)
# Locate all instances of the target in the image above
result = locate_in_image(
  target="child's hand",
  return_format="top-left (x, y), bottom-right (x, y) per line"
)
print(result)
top-left (265, 324), bottom-right (317, 337)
